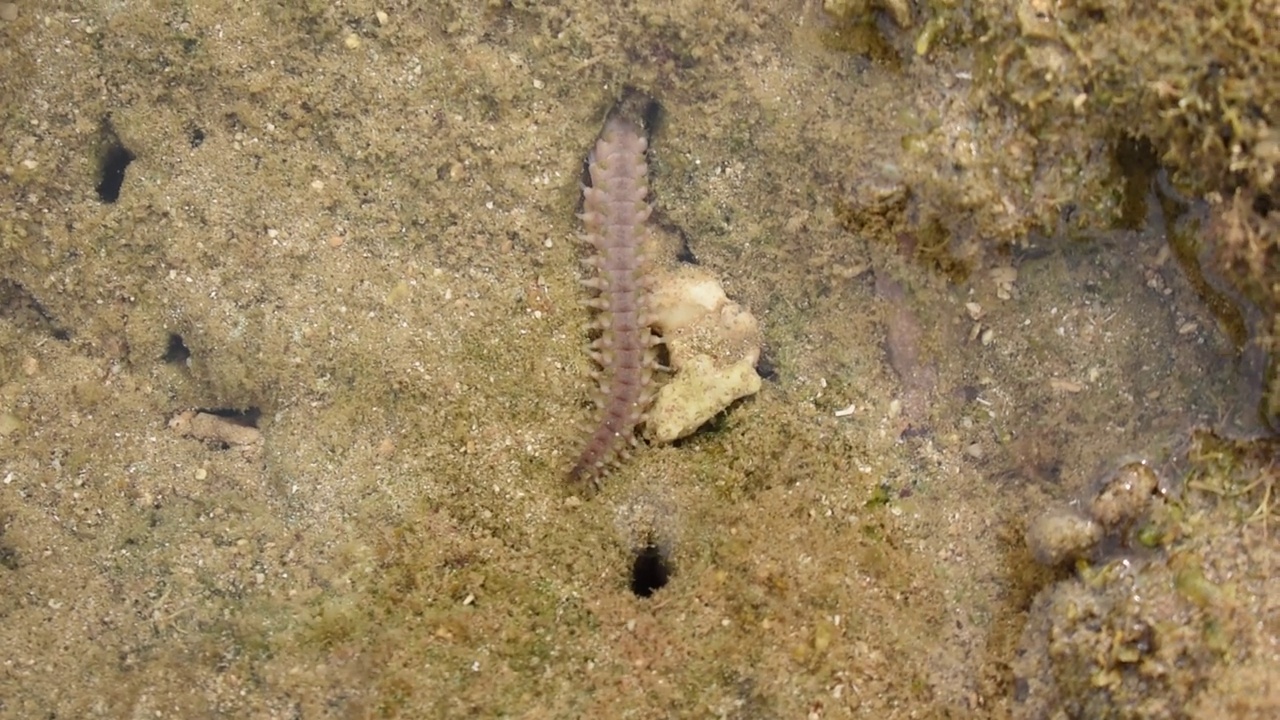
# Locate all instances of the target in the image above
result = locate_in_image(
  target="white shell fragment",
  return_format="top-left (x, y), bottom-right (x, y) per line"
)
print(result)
top-left (643, 266), bottom-right (763, 443)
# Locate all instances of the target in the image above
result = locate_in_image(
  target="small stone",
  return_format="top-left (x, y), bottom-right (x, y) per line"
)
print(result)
top-left (1049, 378), bottom-right (1083, 393)
top-left (375, 10), bottom-right (389, 25)
top-left (1016, 0), bottom-right (1058, 40)
top-left (1090, 462), bottom-right (1159, 528)
top-left (878, 0), bottom-right (912, 28)
top-left (980, 328), bottom-right (995, 346)
top-left (344, 33), bottom-right (361, 50)
top-left (646, 355), bottom-right (760, 443)
top-left (990, 266), bottom-right (1018, 299)
top-left (1026, 508), bottom-right (1102, 566)
top-left (170, 410), bottom-right (263, 459)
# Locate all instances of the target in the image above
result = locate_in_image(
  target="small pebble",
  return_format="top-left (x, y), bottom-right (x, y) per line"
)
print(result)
top-left (1026, 508), bottom-right (1101, 566)
top-left (1090, 461), bottom-right (1159, 528)
top-left (1049, 378), bottom-right (1083, 393)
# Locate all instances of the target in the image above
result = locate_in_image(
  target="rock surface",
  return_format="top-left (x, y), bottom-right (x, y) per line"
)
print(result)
top-left (644, 266), bottom-right (763, 443)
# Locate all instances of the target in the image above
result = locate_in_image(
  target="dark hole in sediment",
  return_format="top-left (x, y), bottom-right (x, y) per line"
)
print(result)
top-left (755, 347), bottom-right (777, 382)
top-left (1253, 193), bottom-right (1273, 217)
top-left (630, 545), bottom-right (669, 597)
top-left (611, 85), bottom-right (662, 138)
top-left (652, 332), bottom-right (670, 369)
top-left (1113, 134), bottom-right (1159, 229)
top-left (0, 545), bottom-right (17, 571)
top-left (96, 139), bottom-right (136, 203)
top-left (670, 223), bottom-right (699, 264)
top-left (578, 154), bottom-right (593, 193)
top-left (162, 333), bottom-right (191, 364)
top-left (639, 98), bottom-right (663, 136)
top-left (188, 125), bottom-right (206, 149)
top-left (196, 407), bottom-right (261, 428)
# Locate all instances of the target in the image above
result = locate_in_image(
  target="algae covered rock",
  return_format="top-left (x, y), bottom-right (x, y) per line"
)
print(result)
top-left (1013, 431), bottom-right (1280, 719)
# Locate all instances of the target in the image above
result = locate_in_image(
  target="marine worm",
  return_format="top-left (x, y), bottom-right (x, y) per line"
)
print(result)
top-left (569, 116), bottom-right (660, 488)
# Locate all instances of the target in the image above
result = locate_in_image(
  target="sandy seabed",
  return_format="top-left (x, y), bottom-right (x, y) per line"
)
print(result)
top-left (1, 2), bottom-right (1275, 717)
